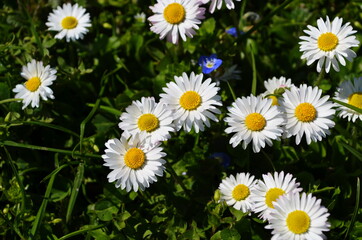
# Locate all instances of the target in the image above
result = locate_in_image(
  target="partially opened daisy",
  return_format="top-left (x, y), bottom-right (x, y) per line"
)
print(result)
top-left (280, 84), bottom-right (336, 145)
top-left (118, 97), bottom-right (175, 144)
top-left (201, 0), bottom-right (241, 13)
top-left (102, 134), bottom-right (166, 192)
top-left (299, 16), bottom-right (359, 73)
top-left (160, 72), bottom-right (222, 133)
top-left (266, 192), bottom-right (330, 240)
top-left (13, 59), bottom-right (57, 109)
top-left (219, 172), bottom-right (257, 213)
top-left (251, 171), bottom-right (302, 221)
top-left (224, 95), bottom-right (285, 153)
top-left (263, 76), bottom-right (296, 106)
top-left (334, 77), bottom-right (362, 122)
top-left (46, 3), bottom-right (91, 42)
top-left (148, 0), bottom-right (205, 44)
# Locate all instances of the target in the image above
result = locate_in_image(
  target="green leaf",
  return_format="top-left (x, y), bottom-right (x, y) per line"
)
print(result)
top-left (340, 142), bottom-right (362, 162)
top-left (332, 98), bottom-right (362, 115)
top-left (211, 229), bottom-right (241, 240)
top-left (94, 200), bottom-right (119, 221)
top-left (66, 163), bottom-right (84, 223)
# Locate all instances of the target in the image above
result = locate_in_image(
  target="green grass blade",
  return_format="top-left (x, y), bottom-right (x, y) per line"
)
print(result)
top-left (86, 103), bottom-right (121, 116)
top-left (58, 224), bottom-right (105, 240)
top-left (29, 166), bottom-right (58, 239)
top-left (23, 121), bottom-right (80, 138)
top-left (250, 44), bottom-right (257, 96)
top-left (1, 141), bottom-right (101, 159)
top-left (66, 163), bottom-right (85, 223)
top-left (332, 98), bottom-right (362, 115)
top-left (340, 142), bottom-right (362, 162)
top-left (3, 147), bottom-right (27, 212)
top-left (0, 98), bottom-right (22, 105)
top-left (344, 177), bottom-right (360, 240)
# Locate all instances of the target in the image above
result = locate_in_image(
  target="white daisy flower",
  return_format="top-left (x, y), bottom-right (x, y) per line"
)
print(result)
top-left (299, 16), bottom-right (359, 73)
top-left (334, 77), bottom-right (362, 122)
top-left (201, 0), bottom-right (241, 13)
top-left (160, 72), bottom-right (222, 133)
top-left (46, 3), bottom-right (91, 42)
top-left (218, 172), bottom-right (257, 213)
top-left (102, 135), bottom-right (166, 192)
top-left (118, 97), bottom-right (175, 145)
top-left (263, 76), bottom-right (296, 106)
top-left (134, 12), bottom-right (146, 23)
top-left (224, 95), bottom-right (285, 153)
top-left (12, 59), bottom-right (57, 109)
top-left (148, 0), bottom-right (205, 44)
top-left (251, 171), bottom-right (302, 221)
top-left (266, 192), bottom-right (330, 240)
top-left (280, 84), bottom-right (336, 145)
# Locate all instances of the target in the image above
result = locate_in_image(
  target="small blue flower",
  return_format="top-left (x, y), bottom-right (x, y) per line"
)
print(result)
top-left (198, 54), bottom-right (223, 74)
top-left (226, 27), bottom-right (244, 37)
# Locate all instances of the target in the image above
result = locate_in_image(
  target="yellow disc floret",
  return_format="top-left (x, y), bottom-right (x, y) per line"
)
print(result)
top-left (61, 16), bottom-right (78, 29)
top-left (124, 148), bottom-right (145, 169)
top-left (295, 103), bottom-right (317, 122)
top-left (232, 184), bottom-right (250, 201)
top-left (286, 210), bottom-right (311, 234)
top-left (25, 77), bottom-right (41, 92)
top-left (163, 3), bottom-right (186, 24)
top-left (137, 113), bottom-right (159, 132)
top-left (348, 92), bottom-right (362, 109)
top-left (318, 32), bottom-right (339, 52)
top-left (245, 113), bottom-right (266, 131)
top-left (179, 91), bottom-right (202, 110)
top-left (265, 188), bottom-right (285, 208)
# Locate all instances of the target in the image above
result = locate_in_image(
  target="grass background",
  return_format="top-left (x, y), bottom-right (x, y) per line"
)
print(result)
top-left (0, 0), bottom-right (361, 239)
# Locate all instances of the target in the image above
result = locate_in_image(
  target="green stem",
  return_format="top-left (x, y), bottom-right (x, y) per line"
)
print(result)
top-left (165, 162), bottom-right (192, 198)
top-left (249, 43), bottom-right (257, 96)
top-left (314, 68), bottom-right (325, 87)
top-left (227, 81), bottom-right (237, 101)
top-left (1, 141), bottom-right (101, 159)
top-left (58, 224), bottom-right (106, 240)
top-left (261, 150), bottom-right (275, 171)
top-left (0, 98), bottom-right (22, 105)
top-left (344, 177), bottom-right (360, 240)
top-left (3, 147), bottom-right (27, 212)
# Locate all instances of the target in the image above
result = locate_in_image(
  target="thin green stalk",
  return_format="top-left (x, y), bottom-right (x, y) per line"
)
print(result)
top-left (332, 98), bottom-right (362, 115)
top-left (344, 177), bottom-right (360, 240)
top-left (20, 121), bottom-right (79, 138)
top-left (249, 44), bottom-right (257, 96)
top-left (314, 68), bottom-right (325, 86)
top-left (86, 103), bottom-right (121, 116)
top-left (227, 81), bottom-right (237, 101)
top-left (240, 0), bottom-right (295, 40)
top-left (58, 224), bottom-right (106, 240)
top-left (66, 163), bottom-right (84, 223)
top-left (165, 162), bottom-right (192, 199)
top-left (3, 147), bottom-right (27, 212)
top-left (0, 98), bottom-right (22, 105)
top-left (30, 164), bottom-right (60, 239)
top-left (1, 140), bottom-right (101, 159)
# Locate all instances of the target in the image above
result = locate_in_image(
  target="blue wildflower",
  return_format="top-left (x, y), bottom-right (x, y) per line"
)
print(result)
top-left (198, 54), bottom-right (223, 74)
top-left (226, 27), bottom-right (244, 37)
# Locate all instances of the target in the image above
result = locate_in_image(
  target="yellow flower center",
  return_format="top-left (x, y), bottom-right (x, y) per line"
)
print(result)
top-left (163, 3), bottom-right (186, 24)
top-left (61, 16), bottom-right (78, 29)
top-left (348, 92), bottom-right (362, 109)
top-left (179, 91), bottom-right (202, 110)
top-left (245, 113), bottom-right (266, 131)
top-left (295, 103), bottom-right (317, 122)
top-left (317, 32), bottom-right (339, 52)
top-left (25, 77), bottom-right (41, 92)
top-left (124, 148), bottom-right (145, 169)
top-left (137, 113), bottom-right (159, 132)
top-left (232, 184), bottom-right (250, 201)
top-left (286, 210), bottom-right (311, 234)
top-left (268, 95), bottom-right (279, 106)
top-left (265, 188), bottom-right (285, 208)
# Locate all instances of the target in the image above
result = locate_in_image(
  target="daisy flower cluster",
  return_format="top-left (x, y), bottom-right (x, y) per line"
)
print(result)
top-left (102, 72), bottom-right (222, 191)
top-left (218, 171), bottom-right (331, 239)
